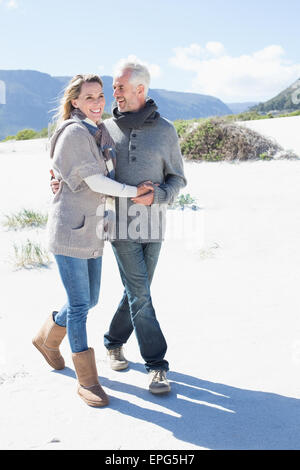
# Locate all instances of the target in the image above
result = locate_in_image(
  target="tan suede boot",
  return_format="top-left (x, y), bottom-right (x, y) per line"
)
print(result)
top-left (32, 313), bottom-right (66, 370)
top-left (72, 348), bottom-right (109, 407)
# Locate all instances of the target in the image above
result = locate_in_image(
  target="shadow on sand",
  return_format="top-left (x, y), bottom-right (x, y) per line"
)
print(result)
top-left (54, 362), bottom-right (300, 450)
top-left (102, 362), bottom-right (300, 450)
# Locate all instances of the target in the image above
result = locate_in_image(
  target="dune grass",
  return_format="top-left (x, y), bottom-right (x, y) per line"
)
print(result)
top-left (3, 209), bottom-right (48, 230)
top-left (12, 239), bottom-right (51, 269)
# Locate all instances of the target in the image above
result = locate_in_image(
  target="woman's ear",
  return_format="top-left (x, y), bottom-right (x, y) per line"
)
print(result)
top-left (71, 99), bottom-right (78, 108)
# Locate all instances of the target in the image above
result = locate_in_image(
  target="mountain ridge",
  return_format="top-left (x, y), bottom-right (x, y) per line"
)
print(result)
top-left (0, 69), bottom-right (234, 139)
top-left (251, 78), bottom-right (300, 113)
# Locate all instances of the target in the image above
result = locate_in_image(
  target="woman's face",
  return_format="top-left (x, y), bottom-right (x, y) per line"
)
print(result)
top-left (71, 81), bottom-right (105, 123)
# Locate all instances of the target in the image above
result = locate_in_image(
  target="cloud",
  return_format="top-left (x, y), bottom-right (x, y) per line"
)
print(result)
top-left (0, 0), bottom-right (19, 7)
top-left (7, 0), bottom-right (18, 7)
top-left (169, 42), bottom-right (300, 102)
top-left (205, 42), bottom-right (225, 56)
top-left (113, 54), bottom-right (162, 79)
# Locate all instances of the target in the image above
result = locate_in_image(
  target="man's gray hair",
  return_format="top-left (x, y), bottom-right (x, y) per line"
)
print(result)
top-left (114, 61), bottom-right (151, 97)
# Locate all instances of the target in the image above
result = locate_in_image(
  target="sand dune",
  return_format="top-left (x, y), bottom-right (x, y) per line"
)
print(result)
top-left (239, 115), bottom-right (300, 157)
top-left (0, 117), bottom-right (300, 450)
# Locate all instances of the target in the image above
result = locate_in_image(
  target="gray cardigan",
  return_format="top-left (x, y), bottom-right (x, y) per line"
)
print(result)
top-left (104, 116), bottom-right (187, 242)
top-left (47, 120), bottom-right (108, 259)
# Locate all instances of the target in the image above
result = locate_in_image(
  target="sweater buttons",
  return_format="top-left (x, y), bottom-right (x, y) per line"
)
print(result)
top-left (131, 145), bottom-right (136, 150)
top-left (131, 157), bottom-right (136, 162)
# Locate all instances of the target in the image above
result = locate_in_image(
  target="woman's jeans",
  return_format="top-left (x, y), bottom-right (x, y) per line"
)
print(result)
top-left (104, 241), bottom-right (169, 372)
top-left (54, 254), bottom-right (102, 353)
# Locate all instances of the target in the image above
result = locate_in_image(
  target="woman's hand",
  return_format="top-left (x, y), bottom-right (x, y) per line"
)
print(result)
top-left (132, 181), bottom-right (156, 205)
top-left (136, 181), bottom-right (154, 197)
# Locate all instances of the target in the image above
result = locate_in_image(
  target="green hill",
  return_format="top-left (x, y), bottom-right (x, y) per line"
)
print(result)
top-left (252, 78), bottom-right (300, 113)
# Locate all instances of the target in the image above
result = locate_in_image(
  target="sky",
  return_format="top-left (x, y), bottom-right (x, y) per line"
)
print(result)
top-left (0, 0), bottom-right (300, 103)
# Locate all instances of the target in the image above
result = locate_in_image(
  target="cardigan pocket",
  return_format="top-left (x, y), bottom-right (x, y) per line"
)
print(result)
top-left (70, 214), bottom-right (98, 247)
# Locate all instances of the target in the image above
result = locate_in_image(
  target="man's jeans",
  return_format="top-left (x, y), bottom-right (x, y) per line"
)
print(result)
top-left (104, 241), bottom-right (169, 372)
top-left (54, 254), bottom-right (102, 353)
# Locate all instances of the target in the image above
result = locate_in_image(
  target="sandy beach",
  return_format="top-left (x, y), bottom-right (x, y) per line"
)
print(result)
top-left (0, 117), bottom-right (300, 450)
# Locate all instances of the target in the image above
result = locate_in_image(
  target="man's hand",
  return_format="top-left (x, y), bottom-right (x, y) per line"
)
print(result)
top-left (50, 169), bottom-right (60, 194)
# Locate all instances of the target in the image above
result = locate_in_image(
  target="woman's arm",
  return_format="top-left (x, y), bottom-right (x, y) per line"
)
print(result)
top-left (50, 171), bottom-right (154, 198)
top-left (84, 173), bottom-right (137, 197)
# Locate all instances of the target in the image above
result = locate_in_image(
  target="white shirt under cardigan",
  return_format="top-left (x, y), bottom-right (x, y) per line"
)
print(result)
top-left (84, 173), bottom-right (137, 198)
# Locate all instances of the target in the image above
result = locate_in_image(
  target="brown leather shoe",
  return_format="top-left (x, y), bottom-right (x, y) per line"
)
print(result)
top-left (32, 313), bottom-right (66, 370)
top-left (72, 348), bottom-right (109, 407)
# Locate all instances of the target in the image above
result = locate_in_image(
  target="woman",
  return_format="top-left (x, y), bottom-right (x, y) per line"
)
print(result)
top-left (32, 74), bottom-right (152, 407)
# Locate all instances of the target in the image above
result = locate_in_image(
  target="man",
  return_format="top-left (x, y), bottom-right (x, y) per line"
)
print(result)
top-left (103, 61), bottom-right (187, 394)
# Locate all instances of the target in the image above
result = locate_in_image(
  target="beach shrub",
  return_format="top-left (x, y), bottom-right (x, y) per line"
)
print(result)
top-left (15, 129), bottom-right (38, 140)
top-left (174, 119), bottom-right (201, 139)
top-left (173, 110), bottom-right (299, 142)
top-left (279, 110), bottom-right (300, 117)
top-left (180, 118), bottom-right (297, 161)
top-left (259, 152), bottom-right (272, 160)
top-left (1, 135), bottom-right (16, 142)
top-left (35, 127), bottom-right (48, 138)
top-left (181, 119), bottom-right (225, 161)
top-left (223, 111), bottom-right (269, 122)
top-left (1, 126), bottom-right (50, 142)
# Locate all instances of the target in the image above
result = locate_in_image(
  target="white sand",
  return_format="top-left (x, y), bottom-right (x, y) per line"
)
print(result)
top-left (0, 118), bottom-right (300, 450)
top-left (239, 115), bottom-right (300, 157)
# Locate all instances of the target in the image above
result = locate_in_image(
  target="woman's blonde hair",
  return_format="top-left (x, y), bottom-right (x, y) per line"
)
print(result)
top-left (54, 74), bottom-right (103, 125)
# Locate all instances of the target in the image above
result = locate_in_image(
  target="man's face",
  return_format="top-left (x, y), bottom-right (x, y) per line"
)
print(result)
top-left (113, 70), bottom-right (143, 112)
